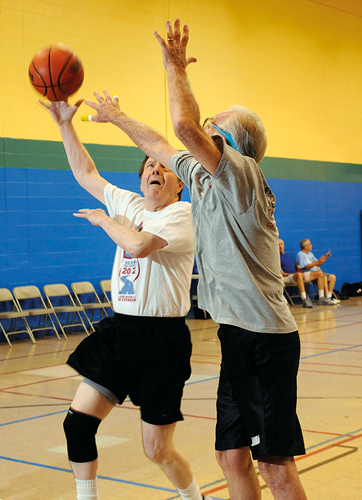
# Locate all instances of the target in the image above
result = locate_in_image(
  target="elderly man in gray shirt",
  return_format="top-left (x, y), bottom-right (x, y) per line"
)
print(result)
top-left (80, 18), bottom-right (308, 500)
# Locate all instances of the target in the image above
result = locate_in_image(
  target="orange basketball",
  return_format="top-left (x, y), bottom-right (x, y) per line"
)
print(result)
top-left (29, 44), bottom-right (84, 101)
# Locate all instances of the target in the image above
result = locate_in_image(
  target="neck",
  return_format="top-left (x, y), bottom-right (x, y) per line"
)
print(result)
top-left (144, 197), bottom-right (178, 212)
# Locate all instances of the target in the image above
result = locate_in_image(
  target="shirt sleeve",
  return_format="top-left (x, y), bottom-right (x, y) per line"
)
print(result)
top-left (170, 151), bottom-right (197, 187)
top-left (296, 251), bottom-right (308, 268)
top-left (104, 183), bottom-right (143, 220)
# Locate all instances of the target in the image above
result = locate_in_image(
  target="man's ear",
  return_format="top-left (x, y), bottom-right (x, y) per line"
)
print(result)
top-left (177, 181), bottom-right (184, 194)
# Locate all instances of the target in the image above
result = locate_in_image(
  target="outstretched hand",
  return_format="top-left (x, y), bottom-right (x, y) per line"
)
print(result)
top-left (38, 99), bottom-right (84, 127)
top-left (82, 89), bottom-right (122, 123)
top-left (73, 208), bottom-right (109, 227)
top-left (154, 18), bottom-right (197, 70)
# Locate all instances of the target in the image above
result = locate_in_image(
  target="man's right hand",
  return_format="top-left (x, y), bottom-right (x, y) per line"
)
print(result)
top-left (38, 99), bottom-right (84, 128)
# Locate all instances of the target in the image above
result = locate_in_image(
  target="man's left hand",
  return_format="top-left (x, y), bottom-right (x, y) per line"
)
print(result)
top-left (154, 18), bottom-right (197, 71)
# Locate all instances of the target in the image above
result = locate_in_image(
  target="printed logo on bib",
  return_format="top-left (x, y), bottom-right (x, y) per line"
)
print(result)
top-left (118, 250), bottom-right (140, 302)
top-left (265, 187), bottom-right (277, 229)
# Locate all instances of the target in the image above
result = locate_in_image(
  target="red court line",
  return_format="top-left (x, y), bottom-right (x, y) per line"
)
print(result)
top-left (299, 368), bottom-right (362, 377)
top-left (295, 431), bottom-right (362, 461)
top-left (302, 340), bottom-right (360, 347)
top-left (296, 311), bottom-right (362, 324)
top-left (301, 346), bottom-right (362, 353)
top-left (0, 363), bottom-right (65, 377)
top-left (300, 361), bottom-right (362, 369)
top-left (203, 431), bottom-right (362, 496)
top-left (303, 429), bottom-right (343, 436)
top-left (0, 374), bottom-right (79, 392)
top-left (299, 322), bottom-right (362, 335)
top-left (2, 390), bottom-right (73, 402)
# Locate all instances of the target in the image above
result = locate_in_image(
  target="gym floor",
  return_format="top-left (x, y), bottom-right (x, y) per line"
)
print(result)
top-left (1, 297), bottom-right (361, 500)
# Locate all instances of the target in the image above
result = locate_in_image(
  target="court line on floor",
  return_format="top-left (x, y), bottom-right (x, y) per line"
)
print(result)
top-left (202, 428), bottom-right (362, 497)
top-left (0, 373), bottom-right (79, 391)
top-left (0, 409), bottom-right (67, 427)
top-left (1, 342), bottom-right (361, 394)
top-left (0, 347), bottom-right (75, 363)
top-left (300, 343), bottom-right (362, 360)
top-left (300, 361), bottom-right (362, 369)
top-left (0, 454), bottom-right (179, 493)
top-left (302, 339), bottom-right (362, 346)
top-left (299, 368), bottom-right (362, 376)
top-left (299, 321), bottom-right (362, 335)
top-left (0, 362), bottom-right (70, 377)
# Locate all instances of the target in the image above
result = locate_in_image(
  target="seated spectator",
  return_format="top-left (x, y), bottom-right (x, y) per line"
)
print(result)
top-left (296, 239), bottom-right (340, 305)
top-left (279, 239), bottom-right (331, 307)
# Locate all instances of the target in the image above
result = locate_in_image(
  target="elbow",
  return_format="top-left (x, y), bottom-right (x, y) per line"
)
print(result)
top-left (126, 242), bottom-right (150, 259)
top-left (173, 118), bottom-right (199, 144)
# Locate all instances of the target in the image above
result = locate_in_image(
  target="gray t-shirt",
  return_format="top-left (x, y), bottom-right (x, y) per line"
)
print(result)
top-left (171, 145), bottom-right (297, 334)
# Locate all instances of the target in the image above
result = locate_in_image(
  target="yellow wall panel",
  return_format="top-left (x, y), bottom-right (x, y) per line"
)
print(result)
top-left (1, 0), bottom-right (362, 163)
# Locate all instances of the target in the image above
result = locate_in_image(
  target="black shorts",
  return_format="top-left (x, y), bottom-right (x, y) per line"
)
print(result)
top-left (215, 325), bottom-right (306, 460)
top-left (67, 313), bottom-right (192, 426)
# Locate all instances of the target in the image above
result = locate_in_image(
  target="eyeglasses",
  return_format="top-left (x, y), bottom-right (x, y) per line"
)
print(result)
top-left (202, 117), bottom-right (238, 151)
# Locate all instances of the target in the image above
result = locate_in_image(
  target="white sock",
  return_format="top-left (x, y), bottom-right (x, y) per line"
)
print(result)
top-left (75, 478), bottom-right (99, 500)
top-left (301, 292), bottom-right (307, 299)
top-left (326, 292), bottom-right (332, 299)
top-left (177, 478), bottom-right (203, 500)
top-left (319, 290), bottom-right (325, 298)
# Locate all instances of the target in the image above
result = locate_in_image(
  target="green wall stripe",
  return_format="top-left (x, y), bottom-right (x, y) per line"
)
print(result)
top-left (1, 138), bottom-right (362, 182)
top-left (259, 157), bottom-right (362, 183)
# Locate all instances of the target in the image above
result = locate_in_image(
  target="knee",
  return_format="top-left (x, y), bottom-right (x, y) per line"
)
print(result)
top-left (216, 448), bottom-right (252, 474)
top-left (143, 438), bottom-right (169, 465)
top-left (63, 408), bottom-right (101, 463)
top-left (258, 455), bottom-right (295, 487)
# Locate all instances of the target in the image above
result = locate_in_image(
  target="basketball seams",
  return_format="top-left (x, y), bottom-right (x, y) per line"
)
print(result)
top-left (48, 46), bottom-right (59, 101)
top-left (29, 61), bottom-right (48, 97)
top-left (29, 43), bottom-right (84, 101)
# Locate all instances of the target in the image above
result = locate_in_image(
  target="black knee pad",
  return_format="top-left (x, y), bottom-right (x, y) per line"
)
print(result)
top-left (63, 408), bottom-right (101, 463)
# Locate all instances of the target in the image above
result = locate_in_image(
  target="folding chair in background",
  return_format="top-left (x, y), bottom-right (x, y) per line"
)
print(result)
top-left (12, 285), bottom-right (62, 340)
top-left (0, 288), bottom-right (36, 347)
top-left (71, 281), bottom-right (109, 331)
top-left (100, 279), bottom-right (114, 313)
top-left (43, 284), bottom-right (90, 336)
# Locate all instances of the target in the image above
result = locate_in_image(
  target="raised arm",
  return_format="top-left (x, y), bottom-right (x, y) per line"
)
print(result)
top-left (82, 90), bottom-right (178, 169)
top-left (154, 19), bottom-right (222, 174)
top-left (38, 100), bottom-right (107, 204)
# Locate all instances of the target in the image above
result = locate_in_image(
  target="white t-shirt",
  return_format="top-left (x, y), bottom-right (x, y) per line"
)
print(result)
top-left (104, 183), bottom-right (195, 317)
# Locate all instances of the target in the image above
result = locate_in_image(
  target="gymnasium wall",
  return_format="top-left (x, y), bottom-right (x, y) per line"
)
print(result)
top-left (1, 0), bottom-right (362, 308)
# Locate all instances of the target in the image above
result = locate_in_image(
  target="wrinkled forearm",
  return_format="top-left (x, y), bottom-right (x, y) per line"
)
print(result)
top-left (166, 64), bottom-right (201, 136)
top-left (108, 111), bottom-right (176, 168)
top-left (59, 122), bottom-right (100, 185)
top-left (98, 216), bottom-right (166, 258)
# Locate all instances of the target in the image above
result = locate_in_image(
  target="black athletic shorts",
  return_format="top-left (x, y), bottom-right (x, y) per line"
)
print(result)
top-left (215, 325), bottom-right (306, 460)
top-left (67, 313), bottom-right (192, 426)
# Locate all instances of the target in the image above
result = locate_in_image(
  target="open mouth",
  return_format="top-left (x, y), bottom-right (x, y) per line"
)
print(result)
top-left (150, 180), bottom-right (161, 185)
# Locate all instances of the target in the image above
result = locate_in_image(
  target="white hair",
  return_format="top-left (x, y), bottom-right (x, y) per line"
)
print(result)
top-left (224, 105), bottom-right (267, 163)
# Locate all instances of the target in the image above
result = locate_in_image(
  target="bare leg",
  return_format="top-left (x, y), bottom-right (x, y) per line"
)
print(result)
top-left (69, 382), bottom-right (114, 479)
top-left (293, 273), bottom-right (305, 294)
top-left (142, 420), bottom-right (194, 489)
top-left (309, 270), bottom-right (324, 291)
top-left (258, 455), bottom-right (307, 500)
top-left (326, 274), bottom-right (336, 294)
top-left (215, 447), bottom-right (261, 500)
